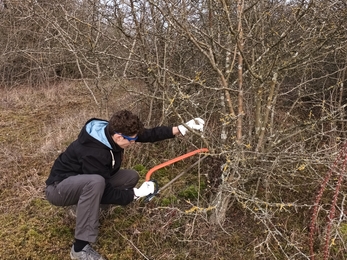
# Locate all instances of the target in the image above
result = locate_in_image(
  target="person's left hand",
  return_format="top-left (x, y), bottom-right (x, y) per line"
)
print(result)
top-left (133, 181), bottom-right (155, 200)
top-left (178, 118), bottom-right (205, 135)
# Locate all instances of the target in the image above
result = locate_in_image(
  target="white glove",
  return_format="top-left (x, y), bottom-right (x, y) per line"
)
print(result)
top-left (178, 118), bottom-right (205, 136)
top-left (133, 181), bottom-right (155, 199)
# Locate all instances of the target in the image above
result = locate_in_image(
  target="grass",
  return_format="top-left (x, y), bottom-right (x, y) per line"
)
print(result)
top-left (2, 82), bottom-right (345, 259)
top-left (0, 83), bottom-right (250, 259)
top-left (0, 82), bottom-right (96, 259)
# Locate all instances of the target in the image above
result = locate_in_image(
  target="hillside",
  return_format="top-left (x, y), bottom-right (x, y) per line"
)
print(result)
top-left (0, 83), bottom-right (250, 259)
top-left (2, 83), bottom-right (347, 259)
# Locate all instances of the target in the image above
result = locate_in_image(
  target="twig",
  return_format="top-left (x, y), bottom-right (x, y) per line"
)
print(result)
top-left (114, 229), bottom-right (150, 260)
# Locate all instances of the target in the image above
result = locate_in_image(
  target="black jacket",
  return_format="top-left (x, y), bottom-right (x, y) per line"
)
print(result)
top-left (45, 118), bottom-right (175, 205)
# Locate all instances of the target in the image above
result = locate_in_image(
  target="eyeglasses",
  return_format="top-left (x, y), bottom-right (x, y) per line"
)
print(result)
top-left (115, 132), bottom-right (138, 142)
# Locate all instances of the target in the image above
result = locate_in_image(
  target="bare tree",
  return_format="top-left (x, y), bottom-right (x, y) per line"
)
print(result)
top-left (118, 0), bottom-right (347, 258)
top-left (2, 0), bottom-right (347, 258)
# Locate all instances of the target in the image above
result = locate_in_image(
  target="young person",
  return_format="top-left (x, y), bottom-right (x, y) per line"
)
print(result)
top-left (45, 110), bottom-right (204, 260)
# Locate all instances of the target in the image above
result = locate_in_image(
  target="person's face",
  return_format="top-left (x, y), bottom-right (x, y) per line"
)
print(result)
top-left (112, 133), bottom-right (138, 148)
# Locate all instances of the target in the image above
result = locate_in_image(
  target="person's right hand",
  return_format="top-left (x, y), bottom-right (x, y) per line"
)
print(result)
top-left (133, 181), bottom-right (155, 199)
top-left (178, 118), bottom-right (205, 135)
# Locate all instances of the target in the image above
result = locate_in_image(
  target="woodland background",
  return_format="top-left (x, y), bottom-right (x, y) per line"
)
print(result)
top-left (1, 0), bottom-right (347, 259)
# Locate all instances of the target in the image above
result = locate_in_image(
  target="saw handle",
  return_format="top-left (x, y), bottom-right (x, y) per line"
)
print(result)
top-left (145, 148), bottom-right (209, 181)
top-left (144, 180), bottom-right (159, 202)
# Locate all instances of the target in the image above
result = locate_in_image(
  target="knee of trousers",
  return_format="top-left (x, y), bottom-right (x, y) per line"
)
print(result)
top-left (128, 170), bottom-right (140, 183)
top-left (86, 174), bottom-right (106, 193)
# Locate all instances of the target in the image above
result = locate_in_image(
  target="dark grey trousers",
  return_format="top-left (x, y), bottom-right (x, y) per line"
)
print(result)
top-left (45, 169), bottom-right (139, 243)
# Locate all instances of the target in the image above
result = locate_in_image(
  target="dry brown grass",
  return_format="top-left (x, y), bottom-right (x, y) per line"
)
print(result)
top-left (3, 82), bottom-right (343, 260)
top-left (0, 83), bottom-right (98, 259)
top-left (0, 83), bottom-right (246, 260)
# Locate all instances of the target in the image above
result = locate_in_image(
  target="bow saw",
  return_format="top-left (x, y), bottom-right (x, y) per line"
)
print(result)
top-left (143, 148), bottom-right (209, 202)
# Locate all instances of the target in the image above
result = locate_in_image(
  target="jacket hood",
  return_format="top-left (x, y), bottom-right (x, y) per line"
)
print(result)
top-left (85, 119), bottom-right (111, 149)
top-left (79, 118), bottom-right (123, 152)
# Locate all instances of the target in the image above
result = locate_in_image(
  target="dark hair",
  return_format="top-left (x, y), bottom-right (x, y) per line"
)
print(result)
top-left (108, 110), bottom-right (144, 136)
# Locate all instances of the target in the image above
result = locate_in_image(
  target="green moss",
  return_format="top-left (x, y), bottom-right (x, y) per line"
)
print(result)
top-left (19, 225), bottom-right (30, 232)
top-left (110, 206), bottom-right (126, 215)
top-left (178, 185), bottom-right (199, 199)
top-left (159, 195), bottom-right (178, 206)
top-left (27, 228), bottom-right (39, 238)
top-left (199, 180), bottom-right (206, 189)
top-left (133, 164), bottom-right (147, 176)
top-left (29, 198), bottom-right (51, 208)
top-left (50, 226), bottom-right (73, 237)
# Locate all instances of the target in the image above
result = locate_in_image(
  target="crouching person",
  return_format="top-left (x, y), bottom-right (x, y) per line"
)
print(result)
top-left (45, 110), bottom-right (204, 259)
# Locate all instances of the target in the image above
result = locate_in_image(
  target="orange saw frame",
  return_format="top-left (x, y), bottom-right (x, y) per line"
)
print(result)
top-left (145, 148), bottom-right (209, 181)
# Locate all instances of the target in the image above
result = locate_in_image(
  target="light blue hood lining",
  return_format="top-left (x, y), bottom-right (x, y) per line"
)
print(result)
top-left (86, 120), bottom-right (112, 149)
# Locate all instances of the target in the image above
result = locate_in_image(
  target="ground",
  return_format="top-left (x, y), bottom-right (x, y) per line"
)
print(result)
top-left (2, 82), bottom-right (343, 259)
top-left (0, 83), bottom-right (253, 260)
